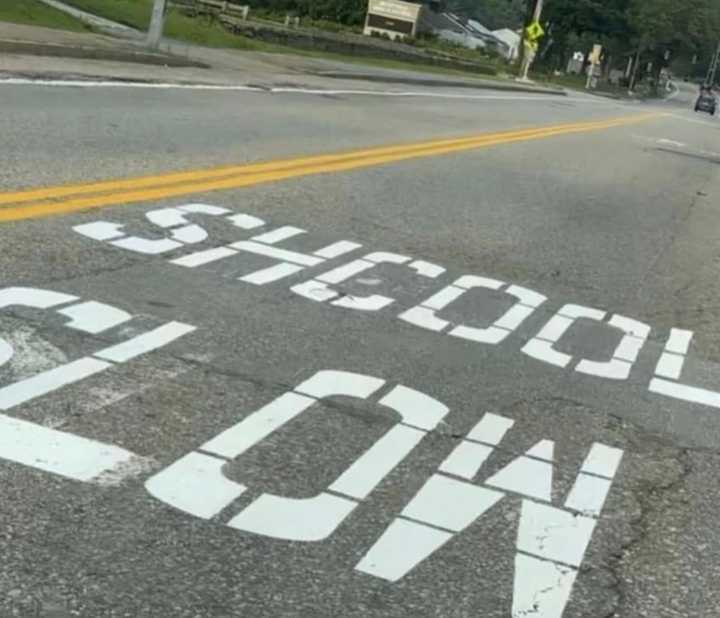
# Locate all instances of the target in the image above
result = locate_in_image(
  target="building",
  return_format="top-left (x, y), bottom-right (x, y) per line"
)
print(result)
top-left (363, 0), bottom-right (509, 56)
top-left (491, 28), bottom-right (521, 62)
top-left (418, 9), bottom-right (508, 54)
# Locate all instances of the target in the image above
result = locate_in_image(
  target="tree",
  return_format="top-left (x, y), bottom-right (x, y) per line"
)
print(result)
top-left (445, 0), bottom-right (526, 30)
top-left (627, 0), bottom-right (720, 88)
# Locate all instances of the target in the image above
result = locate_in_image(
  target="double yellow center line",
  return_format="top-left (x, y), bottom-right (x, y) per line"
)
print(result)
top-left (0, 113), bottom-right (660, 223)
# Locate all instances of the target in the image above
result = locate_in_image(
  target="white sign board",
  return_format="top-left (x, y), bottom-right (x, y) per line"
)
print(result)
top-left (365, 0), bottom-right (421, 39)
top-left (367, 0), bottom-right (421, 21)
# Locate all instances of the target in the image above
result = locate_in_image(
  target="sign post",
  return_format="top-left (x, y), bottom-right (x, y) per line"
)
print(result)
top-left (518, 0), bottom-right (545, 82)
top-left (586, 44), bottom-right (602, 89)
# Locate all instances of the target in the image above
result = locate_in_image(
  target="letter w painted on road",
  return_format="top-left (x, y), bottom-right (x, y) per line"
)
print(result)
top-left (146, 370), bottom-right (624, 617)
top-left (356, 412), bottom-right (623, 618)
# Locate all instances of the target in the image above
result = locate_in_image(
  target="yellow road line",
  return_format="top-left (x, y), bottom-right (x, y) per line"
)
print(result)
top-left (0, 113), bottom-right (662, 223)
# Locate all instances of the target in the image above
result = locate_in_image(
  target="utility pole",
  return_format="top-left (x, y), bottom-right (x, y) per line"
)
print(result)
top-left (532, 0), bottom-right (544, 23)
top-left (147, 0), bottom-right (168, 49)
top-left (706, 41), bottom-right (720, 87)
top-left (628, 46), bottom-right (641, 93)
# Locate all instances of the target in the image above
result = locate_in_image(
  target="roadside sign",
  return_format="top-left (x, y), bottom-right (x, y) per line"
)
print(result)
top-left (525, 20), bottom-right (544, 43)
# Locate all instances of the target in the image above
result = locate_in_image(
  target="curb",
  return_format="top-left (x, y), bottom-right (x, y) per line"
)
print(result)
top-left (313, 71), bottom-right (566, 96)
top-left (0, 39), bottom-right (208, 69)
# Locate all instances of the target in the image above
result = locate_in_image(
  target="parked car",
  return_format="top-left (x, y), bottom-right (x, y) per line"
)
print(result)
top-left (695, 90), bottom-right (717, 115)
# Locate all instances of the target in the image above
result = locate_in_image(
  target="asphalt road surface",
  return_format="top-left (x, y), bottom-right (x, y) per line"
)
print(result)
top-left (1, 75), bottom-right (720, 617)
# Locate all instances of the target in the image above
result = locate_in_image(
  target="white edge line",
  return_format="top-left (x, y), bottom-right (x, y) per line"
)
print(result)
top-left (0, 78), bottom-right (624, 104)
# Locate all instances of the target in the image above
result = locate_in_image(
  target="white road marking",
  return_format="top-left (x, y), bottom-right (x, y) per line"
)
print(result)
top-left (378, 384), bottom-right (449, 431)
top-left (146, 451), bottom-right (247, 519)
top-left (516, 500), bottom-right (597, 567)
top-left (354, 407), bottom-right (623, 618)
top-left (580, 443), bottom-right (624, 479)
top-left (314, 240), bottom-right (363, 259)
top-left (240, 262), bottom-right (304, 285)
top-left (74, 221), bottom-right (125, 241)
top-left (0, 413), bottom-right (139, 482)
top-left (485, 447), bottom-right (554, 501)
top-left (75, 204), bottom-right (720, 412)
top-left (58, 301), bottom-right (132, 334)
top-left (355, 518), bottom-right (452, 582)
top-left (229, 241), bottom-right (324, 267)
top-left (0, 287), bottom-right (76, 310)
top-left (251, 226), bottom-right (305, 245)
top-left (649, 329), bottom-right (720, 409)
top-left (111, 236), bottom-right (181, 255)
top-left (329, 425), bottom-right (425, 500)
top-left (439, 440), bottom-right (493, 480)
top-left (401, 474), bottom-right (504, 532)
top-left (0, 357), bottom-right (111, 411)
top-left (171, 246), bottom-right (238, 268)
top-left (650, 378), bottom-right (720, 408)
top-left (178, 203), bottom-right (231, 216)
top-left (0, 78), bottom-right (620, 105)
top-left (409, 260), bottom-right (445, 278)
top-left (316, 259), bottom-right (377, 284)
top-left (563, 474), bottom-right (613, 517)
top-left (0, 287), bottom-right (198, 482)
top-left (0, 339), bottom-right (13, 367)
top-left (466, 413), bottom-right (515, 444)
top-left (227, 213), bottom-right (266, 229)
top-left (657, 138), bottom-right (686, 147)
top-left (403, 277), bottom-right (546, 346)
top-left (227, 492), bottom-right (358, 542)
top-left (147, 370), bottom-right (450, 543)
top-left (94, 322), bottom-right (197, 363)
top-left (295, 369), bottom-right (384, 399)
top-left (201, 392), bottom-right (316, 460)
top-left (512, 554), bottom-right (577, 618)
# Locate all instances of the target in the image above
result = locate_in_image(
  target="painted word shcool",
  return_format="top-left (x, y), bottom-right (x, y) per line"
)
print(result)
top-left (75, 202), bottom-right (720, 409)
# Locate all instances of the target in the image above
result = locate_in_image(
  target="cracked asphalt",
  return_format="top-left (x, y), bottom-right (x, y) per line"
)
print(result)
top-left (1, 74), bottom-right (720, 617)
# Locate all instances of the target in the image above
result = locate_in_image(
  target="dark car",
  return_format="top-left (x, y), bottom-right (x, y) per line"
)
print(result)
top-left (695, 91), bottom-right (717, 115)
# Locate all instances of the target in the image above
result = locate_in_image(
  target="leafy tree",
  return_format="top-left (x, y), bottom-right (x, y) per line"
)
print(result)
top-left (445, 0), bottom-right (526, 30)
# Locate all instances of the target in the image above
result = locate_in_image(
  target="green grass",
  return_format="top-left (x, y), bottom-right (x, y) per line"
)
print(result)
top-left (51, 0), bottom-right (262, 49)
top-left (57, 0), bottom-right (503, 77)
top-left (289, 48), bottom-right (503, 79)
top-left (164, 10), bottom-right (256, 49)
top-left (0, 0), bottom-right (90, 31)
top-left (59, 0), bottom-right (152, 29)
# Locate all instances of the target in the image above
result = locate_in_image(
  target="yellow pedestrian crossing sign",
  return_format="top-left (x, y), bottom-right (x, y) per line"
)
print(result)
top-left (525, 20), bottom-right (544, 43)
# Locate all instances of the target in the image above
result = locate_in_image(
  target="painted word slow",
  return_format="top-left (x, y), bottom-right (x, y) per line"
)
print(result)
top-left (75, 203), bottom-right (720, 412)
top-left (145, 369), bottom-right (624, 618)
top-left (0, 287), bottom-right (620, 617)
